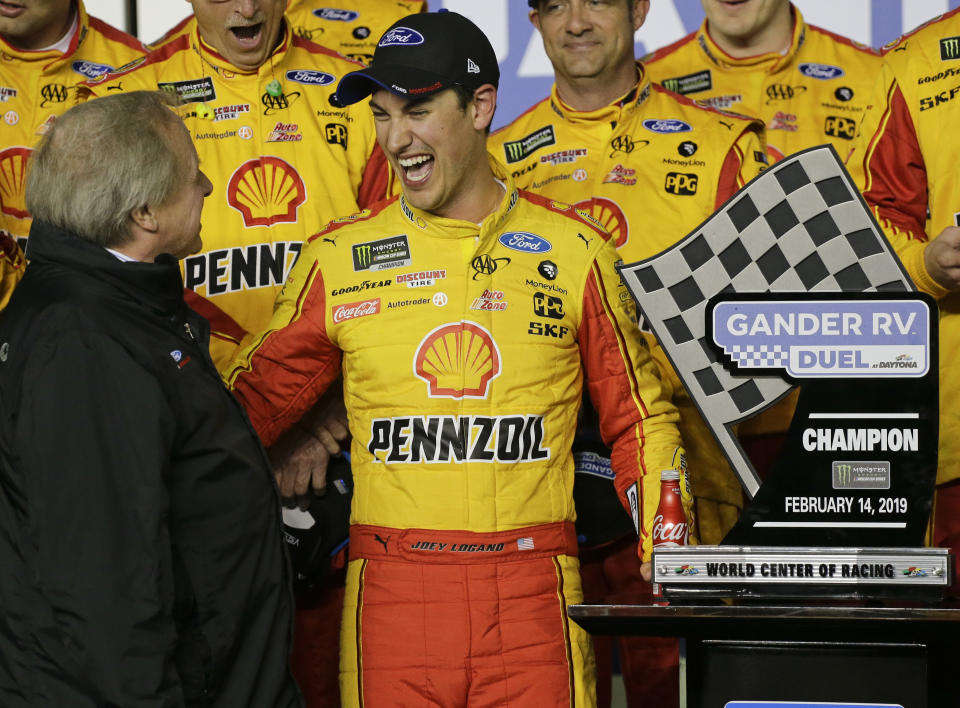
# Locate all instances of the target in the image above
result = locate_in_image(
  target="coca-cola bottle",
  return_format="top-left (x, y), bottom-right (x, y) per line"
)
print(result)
top-left (652, 469), bottom-right (689, 603)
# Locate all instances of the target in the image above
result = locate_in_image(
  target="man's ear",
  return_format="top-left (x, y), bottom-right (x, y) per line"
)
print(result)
top-left (130, 204), bottom-right (159, 233)
top-left (472, 84), bottom-right (498, 132)
top-left (529, 7), bottom-right (541, 32)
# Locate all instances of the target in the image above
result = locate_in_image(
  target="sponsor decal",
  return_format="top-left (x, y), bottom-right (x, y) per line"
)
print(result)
top-left (498, 231), bottom-right (552, 254)
top-left (694, 94), bottom-right (741, 109)
top-left (367, 414), bottom-right (549, 463)
top-left (662, 157), bottom-right (705, 168)
top-left (472, 254), bottom-right (510, 278)
top-left (678, 140), bottom-right (698, 157)
top-left (754, 150), bottom-right (769, 164)
top-left (572, 168), bottom-right (587, 181)
top-left (920, 83), bottom-right (960, 111)
top-left (0, 86), bottom-right (16, 102)
top-left (942, 36), bottom-right (960, 60)
top-left (711, 298), bottom-right (930, 378)
top-left (169, 349), bottom-right (191, 369)
top-left (660, 69), bottom-right (712, 95)
top-left (527, 278), bottom-right (568, 296)
top-left (388, 296), bottom-right (430, 309)
top-left (432, 292), bottom-right (448, 307)
top-left (642, 119), bottom-right (692, 134)
top-left (266, 121), bottom-right (302, 142)
top-left (285, 69), bottom-right (336, 86)
top-left (39, 83), bottom-right (68, 107)
top-left (574, 196), bottom-right (629, 249)
top-left (353, 27), bottom-right (371, 40)
top-left (528, 321), bottom-right (570, 338)
top-left (533, 292), bottom-right (564, 319)
top-left (539, 148), bottom-right (587, 165)
top-left (414, 321), bottom-right (500, 398)
top-left (313, 8), bottom-right (359, 21)
top-left (538, 261), bottom-right (558, 280)
top-left (379, 27), bottom-right (424, 47)
top-left (352, 235), bottom-right (411, 272)
top-left (317, 108), bottom-right (353, 122)
top-left (213, 103), bottom-right (251, 121)
top-left (833, 461), bottom-right (891, 490)
top-left (471, 288), bottom-right (507, 311)
top-left (769, 110), bottom-right (798, 132)
top-left (503, 125), bottom-right (556, 163)
top-left (397, 269), bottom-right (446, 288)
top-left (227, 157), bottom-right (306, 227)
top-left (664, 172), bottom-right (698, 195)
top-left (184, 241), bottom-right (302, 295)
top-left (765, 83), bottom-right (807, 103)
top-left (577, 232), bottom-right (593, 249)
top-left (0, 146), bottom-right (31, 218)
top-left (332, 298), bottom-right (381, 323)
top-left (609, 134), bottom-right (646, 156)
top-left (158, 77), bottom-right (216, 103)
top-left (196, 129), bottom-right (238, 141)
top-left (71, 60), bottom-right (113, 79)
top-left (824, 115), bottom-right (857, 140)
top-left (261, 91), bottom-right (301, 114)
top-left (325, 122), bottom-right (348, 147)
top-left (510, 162), bottom-right (537, 179)
top-left (35, 115), bottom-right (56, 136)
top-left (603, 163), bottom-right (637, 186)
top-left (4, 111), bottom-right (18, 125)
top-left (834, 86), bottom-right (854, 101)
top-left (574, 451), bottom-right (614, 479)
top-left (238, 125), bottom-right (253, 140)
top-left (918, 66), bottom-right (960, 84)
top-left (330, 278), bottom-right (392, 297)
top-left (798, 62), bottom-right (845, 79)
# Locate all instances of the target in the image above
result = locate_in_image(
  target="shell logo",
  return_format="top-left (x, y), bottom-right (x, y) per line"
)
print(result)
top-left (0, 146), bottom-right (33, 219)
top-left (574, 196), bottom-right (629, 249)
top-left (227, 156), bottom-right (306, 227)
top-left (414, 321), bottom-right (501, 399)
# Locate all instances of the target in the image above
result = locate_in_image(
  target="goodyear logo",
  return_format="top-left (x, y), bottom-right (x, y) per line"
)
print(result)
top-left (352, 235), bottom-right (411, 272)
top-left (660, 69), bottom-right (712, 95)
top-left (664, 172), bottom-right (698, 195)
top-left (824, 115), bottom-right (857, 140)
top-left (286, 70), bottom-right (336, 86)
top-left (942, 36), bottom-right (960, 60)
top-left (503, 126), bottom-right (556, 163)
top-left (157, 77), bottom-right (216, 104)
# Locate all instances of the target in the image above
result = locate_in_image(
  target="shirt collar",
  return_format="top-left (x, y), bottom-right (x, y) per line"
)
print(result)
top-left (548, 63), bottom-right (652, 125)
top-left (697, 3), bottom-right (805, 74)
top-left (0, 0), bottom-right (87, 65)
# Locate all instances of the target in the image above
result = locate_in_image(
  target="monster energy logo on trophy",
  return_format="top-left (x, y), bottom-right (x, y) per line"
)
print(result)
top-left (351, 235), bottom-right (412, 272)
top-left (941, 36), bottom-right (960, 60)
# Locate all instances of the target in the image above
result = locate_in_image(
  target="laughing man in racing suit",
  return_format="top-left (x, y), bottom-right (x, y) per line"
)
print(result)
top-left (226, 11), bottom-right (685, 708)
top-left (491, 2), bottom-right (765, 704)
top-left (847, 6), bottom-right (960, 596)
top-left (81, 0), bottom-right (389, 370)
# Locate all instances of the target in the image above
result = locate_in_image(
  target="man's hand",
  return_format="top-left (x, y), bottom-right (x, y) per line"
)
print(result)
top-left (269, 382), bottom-right (349, 501)
top-left (640, 561), bottom-right (652, 583)
top-left (924, 226), bottom-right (960, 292)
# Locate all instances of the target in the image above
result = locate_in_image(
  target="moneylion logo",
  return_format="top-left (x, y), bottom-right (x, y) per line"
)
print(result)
top-left (941, 36), bottom-right (960, 60)
top-left (40, 83), bottom-right (68, 107)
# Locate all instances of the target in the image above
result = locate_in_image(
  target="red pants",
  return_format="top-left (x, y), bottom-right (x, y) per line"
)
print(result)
top-left (579, 537), bottom-right (679, 708)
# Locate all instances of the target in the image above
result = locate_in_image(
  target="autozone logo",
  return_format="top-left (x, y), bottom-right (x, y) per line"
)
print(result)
top-left (664, 172), bottom-right (698, 195)
top-left (824, 115), bottom-right (857, 139)
top-left (367, 415), bottom-right (549, 463)
top-left (332, 298), bottom-right (380, 323)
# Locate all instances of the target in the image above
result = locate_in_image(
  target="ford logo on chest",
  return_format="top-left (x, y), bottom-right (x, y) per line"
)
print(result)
top-left (498, 232), bottom-right (552, 254)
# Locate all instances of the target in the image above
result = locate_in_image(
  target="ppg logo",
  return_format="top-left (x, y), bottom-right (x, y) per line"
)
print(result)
top-left (379, 27), bottom-right (425, 47)
top-left (498, 231), bottom-right (552, 254)
top-left (71, 61), bottom-right (113, 79)
top-left (643, 119), bottom-right (692, 134)
top-left (798, 63), bottom-right (845, 80)
top-left (664, 172), bottom-right (698, 195)
top-left (286, 70), bottom-right (336, 86)
top-left (825, 115), bottom-right (857, 140)
top-left (314, 8), bottom-right (359, 21)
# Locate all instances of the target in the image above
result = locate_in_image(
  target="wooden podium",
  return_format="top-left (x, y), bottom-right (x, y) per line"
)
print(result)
top-left (570, 603), bottom-right (960, 708)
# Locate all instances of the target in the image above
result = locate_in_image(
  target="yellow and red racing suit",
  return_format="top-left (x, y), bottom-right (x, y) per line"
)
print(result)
top-left (226, 161), bottom-right (684, 707)
top-left (848, 8), bottom-right (960, 572)
top-left (0, 0), bottom-right (144, 304)
top-left (82, 23), bottom-right (388, 368)
top-left (491, 68), bottom-right (765, 540)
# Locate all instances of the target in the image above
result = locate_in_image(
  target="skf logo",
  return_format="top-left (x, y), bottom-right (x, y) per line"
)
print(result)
top-left (227, 156), bottom-right (306, 227)
top-left (0, 146), bottom-right (32, 218)
top-left (664, 172), bottom-right (698, 195)
top-left (261, 90), bottom-right (301, 114)
top-left (824, 115), bottom-right (856, 140)
top-left (40, 83), bottom-right (68, 107)
top-left (528, 322), bottom-right (570, 338)
top-left (325, 122), bottom-right (348, 148)
top-left (765, 83), bottom-right (806, 103)
top-left (941, 36), bottom-right (960, 60)
top-left (414, 321), bottom-right (501, 398)
top-left (533, 292), bottom-right (564, 319)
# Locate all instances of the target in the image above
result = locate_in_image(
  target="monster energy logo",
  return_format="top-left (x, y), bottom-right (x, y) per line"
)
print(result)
top-left (354, 244), bottom-right (372, 268)
top-left (941, 36), bottom-right (960, 60)
top-left (660, 69), bottom-right (712, 96)
top-left (836, 463), bottom-right (853, 486)
top-left (502, 126), bottom-right (555, 164)
top-left (351, 235), bottom-right (412, 272)
top-left (832, 460), bottom-right (891, 489)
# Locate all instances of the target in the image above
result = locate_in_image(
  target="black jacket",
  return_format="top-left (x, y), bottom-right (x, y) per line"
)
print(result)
top-left (0, 222), bottom-right (301, 707)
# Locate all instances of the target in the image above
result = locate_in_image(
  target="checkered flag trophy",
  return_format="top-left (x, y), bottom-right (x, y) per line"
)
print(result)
top-left (618, 145), bottom-right (913, 499)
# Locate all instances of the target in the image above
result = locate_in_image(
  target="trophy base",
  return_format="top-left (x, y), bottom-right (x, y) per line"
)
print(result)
top-left (653, 545), bottom-right (952, 602)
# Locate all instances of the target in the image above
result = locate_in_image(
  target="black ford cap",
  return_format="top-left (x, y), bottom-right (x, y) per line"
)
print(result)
top-left (334, 10), bottom-right (500, 106)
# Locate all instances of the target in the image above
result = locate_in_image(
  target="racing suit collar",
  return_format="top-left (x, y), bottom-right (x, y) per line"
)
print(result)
top-left (398, 154), bottom-right (520, 238)
top-left (697, 2), bottom-right (805, 74)
top-left (0, 0), bottom-right (87, 67)
top-left (193, 18), bottom-right (292, 76)
top-left (549, 64), bottom-right (652, 126)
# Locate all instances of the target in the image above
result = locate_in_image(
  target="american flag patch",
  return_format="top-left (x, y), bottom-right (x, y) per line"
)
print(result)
top-left (517, 537), bottom-right (535, 551)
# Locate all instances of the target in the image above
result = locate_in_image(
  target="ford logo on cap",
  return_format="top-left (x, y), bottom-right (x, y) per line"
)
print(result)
top-left (314, 8), bottom-right (360, 21)
top-left (379, 27), bottom-right (425, 47)
top-left (71, 60), bottom-right (113, 79)
top-left (798, 62), bottom-right (845, 80)
top-left (498, 231), bottom-right (552, 254)
top-left (286, 70), bottom-right (336, 86)
top-left (642, 119), bottom-right (692, 134)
